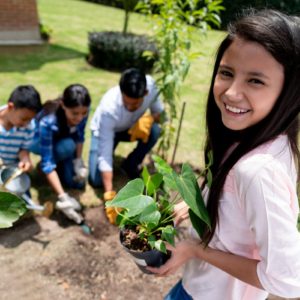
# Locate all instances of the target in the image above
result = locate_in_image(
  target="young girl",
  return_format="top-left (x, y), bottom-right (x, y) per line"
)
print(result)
top-left (148, 9), bottom-right (300, 300)
top-left (30, 84), bottom-right (91, 224)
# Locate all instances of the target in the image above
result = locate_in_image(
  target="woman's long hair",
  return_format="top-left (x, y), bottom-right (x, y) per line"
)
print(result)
top-left (202, 9), bottom-right (300, 244)
top-left (41, 84), bottom-right (91, 137)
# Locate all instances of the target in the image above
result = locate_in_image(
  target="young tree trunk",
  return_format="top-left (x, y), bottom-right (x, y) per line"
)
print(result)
top-left (123, 10), bottom-right (129, 35)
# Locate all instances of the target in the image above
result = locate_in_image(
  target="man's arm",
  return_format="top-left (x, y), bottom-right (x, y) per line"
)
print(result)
top-left (97, 113), bottom-right (116, 192)
top-left (101, 170), bottom-right (113, 193)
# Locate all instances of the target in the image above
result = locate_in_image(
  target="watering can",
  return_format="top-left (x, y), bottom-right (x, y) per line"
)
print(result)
top-left (0, 165), bottom-right (51, 212)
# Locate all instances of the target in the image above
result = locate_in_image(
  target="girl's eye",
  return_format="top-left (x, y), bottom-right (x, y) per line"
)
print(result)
top-left (218, 69), bottom-right (233, 78)
top-left (249, 78), bottom-right (264, 85)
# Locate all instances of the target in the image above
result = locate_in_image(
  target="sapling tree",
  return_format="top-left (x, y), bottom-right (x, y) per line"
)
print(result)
top-left (121, 0), bottom-right (140, 34)
top-left (137, 0), bottom-right (224, 159)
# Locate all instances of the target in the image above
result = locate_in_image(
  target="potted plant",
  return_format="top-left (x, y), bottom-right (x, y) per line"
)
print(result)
top-left (106, 155), bottom-right (211, 273)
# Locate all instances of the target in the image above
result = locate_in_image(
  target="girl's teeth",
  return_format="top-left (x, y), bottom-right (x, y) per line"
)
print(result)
top-left (225, 104), bottom-right (248, 114)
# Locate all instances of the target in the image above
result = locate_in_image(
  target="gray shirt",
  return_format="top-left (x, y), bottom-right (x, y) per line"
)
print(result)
top-left (90, 75), bottom-right (164, 171)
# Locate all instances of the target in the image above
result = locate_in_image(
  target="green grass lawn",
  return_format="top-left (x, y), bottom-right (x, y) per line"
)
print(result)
top-left (0, 0), bottom-right (225, 205)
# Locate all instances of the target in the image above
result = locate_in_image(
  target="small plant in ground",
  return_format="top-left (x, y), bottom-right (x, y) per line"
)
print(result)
top-left (106, 155), bottom-right (212, 253)
top-left (0, 191), bottom-right (27, 228)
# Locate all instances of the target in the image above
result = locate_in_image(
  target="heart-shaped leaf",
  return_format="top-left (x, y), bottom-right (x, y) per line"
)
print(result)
top-left (108, 178), bottom-right (144, 206)
top-left (174, 164), bottom-right (211, 227)
top-left (139, 202), bottom-right (161, 226)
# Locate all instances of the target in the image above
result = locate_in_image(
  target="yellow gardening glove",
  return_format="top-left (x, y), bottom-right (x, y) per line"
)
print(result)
top-left (103, 191), bottom-right (119, 225)
top-left (128, 113), bottom-right (154, 143)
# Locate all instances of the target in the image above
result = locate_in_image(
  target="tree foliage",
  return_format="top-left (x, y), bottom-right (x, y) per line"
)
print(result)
top-left (137, 0), bottom-right (224, 159)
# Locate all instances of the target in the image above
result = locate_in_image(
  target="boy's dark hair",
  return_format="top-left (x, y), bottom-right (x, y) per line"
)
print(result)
top-left (119, 68), bottom-right (147, 98)
top-left (9, 85), bottom-right (42, 113)
top-left (203, 9), bottom-right (300, 244)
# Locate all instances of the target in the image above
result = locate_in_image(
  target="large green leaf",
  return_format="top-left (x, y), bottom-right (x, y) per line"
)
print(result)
top-left (108, 194), bottom-right (154, 217)
top-left (0, 191), bottom-right (27, 228)
top-left (107, 178), bottom-right (144, 206)
top-left (174, 164), bottom-right (211, 227)
top-left (189, 208), bottom-right (207, 238)
top-left (106, 178), bottom-right (155, 217)
top-left (139, 202), bottom-right (161, 226)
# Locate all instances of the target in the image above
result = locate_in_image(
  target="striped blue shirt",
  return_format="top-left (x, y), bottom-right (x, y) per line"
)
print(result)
top-left (0, 105), bottom-right (35, 164)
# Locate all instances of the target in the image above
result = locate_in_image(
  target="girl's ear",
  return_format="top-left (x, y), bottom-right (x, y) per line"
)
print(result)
top-left (7, 102), bottom-right (15, 110)
top-left (144, 89), bottom-right (149, 97)
top-left (60, 102), bottom-right (66, 111)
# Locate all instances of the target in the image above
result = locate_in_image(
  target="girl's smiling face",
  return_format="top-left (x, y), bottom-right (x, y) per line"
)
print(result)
top-left (62, 105), bottom-right (89, 126)
top-left (213, 37), bottom-right (284, 131)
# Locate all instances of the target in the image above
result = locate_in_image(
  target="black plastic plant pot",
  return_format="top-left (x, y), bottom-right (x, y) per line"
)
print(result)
top-left (120, 230), bottom-right (171, 274)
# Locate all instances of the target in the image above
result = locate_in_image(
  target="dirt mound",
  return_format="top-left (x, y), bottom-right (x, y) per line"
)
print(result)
top-left (0, 208), bottom-right (180, 300)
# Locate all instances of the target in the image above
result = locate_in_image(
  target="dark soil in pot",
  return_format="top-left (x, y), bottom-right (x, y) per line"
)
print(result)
top-left (120, 227), bottom-right (171, 274)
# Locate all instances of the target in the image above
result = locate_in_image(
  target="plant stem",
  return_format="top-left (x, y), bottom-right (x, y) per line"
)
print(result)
top-left (123, 10), bottom-right (129, 35)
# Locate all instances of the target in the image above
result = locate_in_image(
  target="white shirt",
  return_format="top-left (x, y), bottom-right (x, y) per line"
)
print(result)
top-left (90, 75), bottom-right (164, 171)
top-left (183, 135), bottom-right (300, 300)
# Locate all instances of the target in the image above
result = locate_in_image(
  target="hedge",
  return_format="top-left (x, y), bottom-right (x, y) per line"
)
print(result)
top-left (87, 31), bottom-right (158, 72)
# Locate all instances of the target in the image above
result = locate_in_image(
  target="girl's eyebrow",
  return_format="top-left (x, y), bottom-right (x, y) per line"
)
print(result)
top-left (218, 64), bottom-right (232, 70)
top-left (247, 71), bottom-right (269, 79)
top-left (219, 64), bottom-right (269, 79)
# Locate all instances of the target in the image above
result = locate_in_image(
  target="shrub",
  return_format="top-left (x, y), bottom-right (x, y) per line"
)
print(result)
top-left (87, 31), bottom-right (158, 72)
top-left (39, 23), bottom-right (52, 42)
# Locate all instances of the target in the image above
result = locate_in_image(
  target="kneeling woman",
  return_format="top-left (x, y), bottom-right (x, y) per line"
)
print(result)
top-left (30, 84), bottom-right (91, 223)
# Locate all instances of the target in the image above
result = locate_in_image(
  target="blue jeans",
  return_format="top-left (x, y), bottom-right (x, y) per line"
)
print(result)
top-left (164, 280), bottom-right (193, 300)
top-left (88, 122), bottom-right (161, 188)
top-left (30, 138), bottom-right (85, 189)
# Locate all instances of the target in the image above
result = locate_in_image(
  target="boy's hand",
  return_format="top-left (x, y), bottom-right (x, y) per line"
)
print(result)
top-left (18, 150), bottom-right (33, 172)
top-left (18, 160), bottom-right (32, 172)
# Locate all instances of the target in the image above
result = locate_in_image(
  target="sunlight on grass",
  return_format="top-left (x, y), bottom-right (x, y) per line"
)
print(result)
top-left (0, 0), bottom-right (225, 204)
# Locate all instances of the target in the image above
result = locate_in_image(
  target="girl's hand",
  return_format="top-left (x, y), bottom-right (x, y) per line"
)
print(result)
top-left (147, 240), bottom-right (201, 276)
top-left (173, 201), bottom-right (190, 226)
top-left (18, 160), bottom-right (32, 172)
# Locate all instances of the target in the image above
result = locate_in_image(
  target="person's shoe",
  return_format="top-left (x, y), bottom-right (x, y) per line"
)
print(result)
top-left (120, 160), bottom-right (141, 179)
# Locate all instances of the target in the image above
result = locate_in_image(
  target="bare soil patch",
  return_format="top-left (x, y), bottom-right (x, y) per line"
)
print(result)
top-left (0, 206), bottom-right (180, 300)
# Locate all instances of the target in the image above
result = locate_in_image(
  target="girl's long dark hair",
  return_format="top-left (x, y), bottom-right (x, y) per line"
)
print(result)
top-left (41, 84), bottom-right (91, 137)
top-left (202, 9), bottom-right (300, 244)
